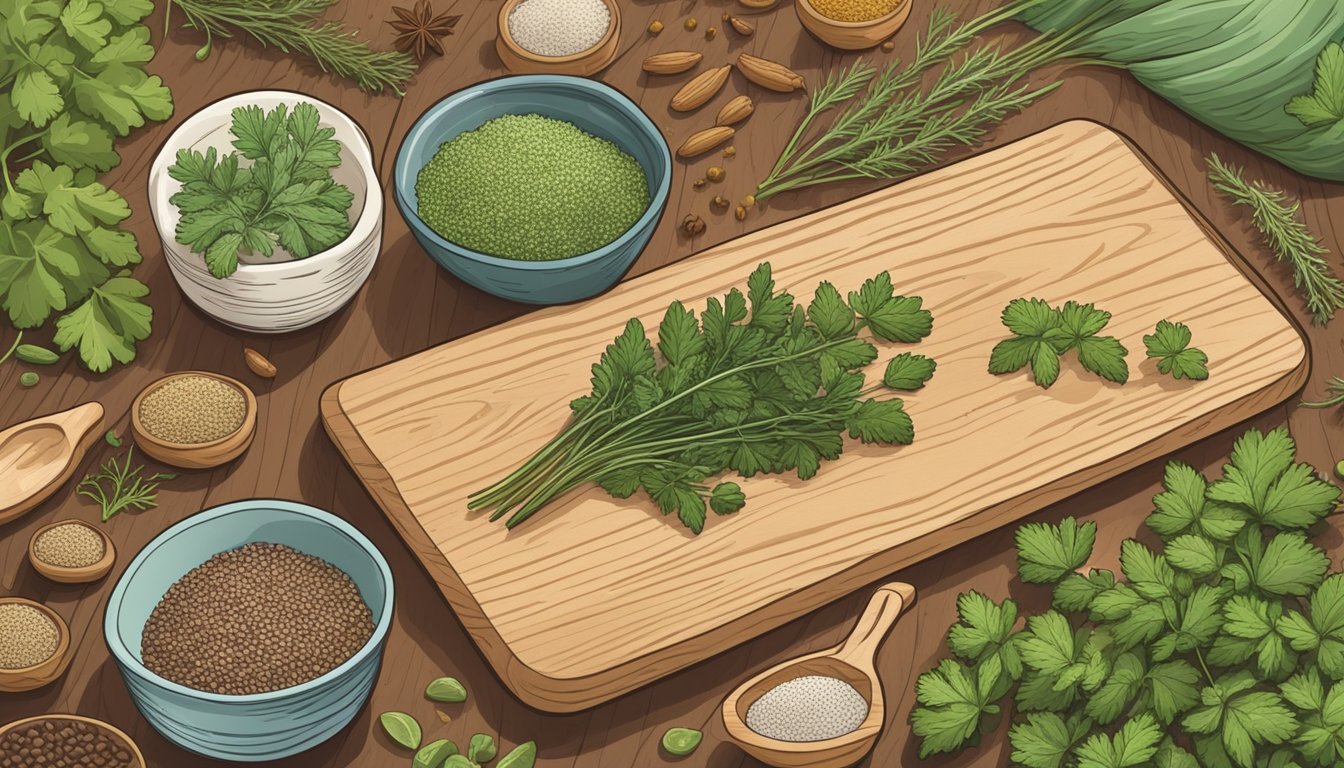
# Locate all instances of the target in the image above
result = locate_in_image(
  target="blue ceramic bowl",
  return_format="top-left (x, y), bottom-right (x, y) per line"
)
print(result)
top-left (104, 500), bottom-right (395, 762)
top-left (395, 75), bottom-right (672, 305)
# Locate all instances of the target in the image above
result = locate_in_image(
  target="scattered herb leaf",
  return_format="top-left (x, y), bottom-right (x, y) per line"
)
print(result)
top-left (989, 298), bottom-right (1127, 388)
top-left (468, 734), bottom-right (496, 763)
top-left (883, 352), bottom-right (937, 390)
top-left (104, 430), bottom-right (122, 448)
top-left (661, 727), bottom-right (702, 757)
top-left (1143, 321), bottom-right (1208, 381)
top-left (414, 738), bottom-right (458, 768)
top-left (425, 676), bottom-right (468, 703)
top-left (496, 741), bottom-right (537, 768)
top-left (77, 446), bottom-right (175, 521)
top-left (379, 711), bottom-right (422, 751)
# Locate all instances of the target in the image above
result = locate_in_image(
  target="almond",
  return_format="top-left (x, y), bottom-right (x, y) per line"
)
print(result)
top-left (737, 53), bottom-right (805, 93)
top-left (715, 95), bottom-right (754, 127)
top-left (678, 126), bottom-right (735, 158)
top-left (670, 64), bottom-right (732, 112)
top-left (728, 16), bottom-right (755, 36)
top-left (243, 347), bottom-right (277, 379)
top-left (642, 51), bottom-right (702, 75)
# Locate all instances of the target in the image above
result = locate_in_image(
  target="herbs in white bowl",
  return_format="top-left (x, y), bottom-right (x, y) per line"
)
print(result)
top-left (469, 262), bottom-right (938, 534)
top-left (167, 102), bottom-right (355, 279)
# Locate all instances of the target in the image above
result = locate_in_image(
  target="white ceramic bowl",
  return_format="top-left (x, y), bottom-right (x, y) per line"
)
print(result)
top-left (148, 91), bottom-right (382, 334)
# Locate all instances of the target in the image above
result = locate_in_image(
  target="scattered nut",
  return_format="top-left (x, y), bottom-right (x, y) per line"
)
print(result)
top-left (705, 26), bottom-right (717, 40)
top-left (706, 166), bottom-right (726, 182)
top-left (682, 214), bottom-right (706, 236)
top-left (711, 195), bottom-right (730, 210)
top-left (729, 16), bottom-right (755, 36)
top-left (642, 51), bottom-right (703, 74)
top-left (436, 711), bottom-right (453, 725)
top-left (677, 125), bottom-right (735, 158)
top-left (723, 146), bottom-right (737, 158)
top-left (715, 94), bottom-right (754, 126)
top-left (693, 178), bottom-right (707, 190)
top-left (244, 347), bottom-right (277, 378)
top-left (722, 12), bottom-right (730, 21)
top-left (671, 65), bottom-right (733, 112)
top-left (741, 194), bottom-right (757, 208)
top-left (684, 17), bottom-right (697, 31)
top-left (734, 205), bottom-right (747, 221)
top-left (648, 19), bottom-right (664, 34)
top-left (882, 40), bottom-right (895, 52)
top-left (737, 53), bottom-right (805, 93)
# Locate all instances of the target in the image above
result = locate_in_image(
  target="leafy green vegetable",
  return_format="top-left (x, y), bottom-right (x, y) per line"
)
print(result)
top-left (912, 427), bottom-right (1344, 768)
top-left (469, 263), bottom-right (936, 533)
top-left (1144, 321), bottom-right (1208, 381)
top-left (988, 298), bottom-right (1127, 388)
top-left (77, 446), bottom-right (175, 522)
top-left (1287, 42), bottom-right (1344, 128)
top-left (379, 711), bottom-right (421, 751)
top-left (0, 0), bottom-right (168, 372)
top-left (1206, 154), bottom-right (1344, 326)
top-left (167, 102), bottom-right (354, 279)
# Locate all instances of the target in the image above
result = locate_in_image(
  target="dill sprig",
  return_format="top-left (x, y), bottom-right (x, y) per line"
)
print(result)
top-left (755, 4), bottom-right (1074, 203)
top-left (1207, 153), bottom-right (1344, 326)
top-left (168, 0), bottom-right (417, 95)
top-left (77, 446), bottom-right (177, 522)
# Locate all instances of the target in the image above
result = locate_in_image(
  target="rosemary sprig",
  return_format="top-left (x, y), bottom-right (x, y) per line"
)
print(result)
top-left (169, 0), bottom-right (417, 95)
top-left (754, 0), bottom-right (1105, 203)
top-left (77, 446), bottom-right (177, 522)
top-left (1206, 154), bottom-right (1344, 326)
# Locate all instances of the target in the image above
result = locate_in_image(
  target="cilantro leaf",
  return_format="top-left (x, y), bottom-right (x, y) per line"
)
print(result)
top-left (947, 591), bottom-right (1020, 665)
top-left (657, 301), bottom-right (705, 368)
top-left (1144, 320), bottom-right (1209, 380)
top-left (1164, 534), bottom-right (1220, 576)
top-left (807, 281), bottom-right (854, 340)
top-left (1003, 297), bottom-right (1061, 338)
top-left (1016, 516), bottom-right (1096, 584)
top-left (60, 0), bottom-right (111, 53)
top-left (845, 398), bottom-right (913, 444)
top-left (990, 298), bottom-right (1127, 386)
top-left (1075, 335), bottom-right (1129, 384)
top-left (72, 63), bottom-right (172, 136)
top-left (41, 113), bottom-right (118, 171)
top-left (1053, 569), bottom-right (1114, 612)
top-left (1147, 461), bottom-right (1246, 542)
top-left (912, 655), bottom-right (1004, 757)
top-left (1208, 428), bottom-right (1297, 513)
top-left (52, 275), bottom-right (151, 373)
top-left (1250, 533), bottom-right (1329, 596)
top-left (1147, 660), bottom-right (1202, 724)
top-left (708, 482), bottom-right (744, 515)
top-left (882, 352), bottom-right (936, 390)
top-left (1086, 652), bottom-right (1144, 724)
top-left (1278, 573), bottom-right (1344, 677)
top-left (15, 161), bottom-right (128, 234)
top-left (1073, 713), bottom-right (1162, 768)
top-left (1009, 712), bottom-right (1090, 768)
top-left (1183, 680), bottom-right (1297, 768)
top-left (1287, 42), bottom-right (1344, 128)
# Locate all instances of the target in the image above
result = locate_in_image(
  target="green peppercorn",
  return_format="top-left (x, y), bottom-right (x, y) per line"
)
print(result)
top-left (19, 372), bottom-right (39, 388)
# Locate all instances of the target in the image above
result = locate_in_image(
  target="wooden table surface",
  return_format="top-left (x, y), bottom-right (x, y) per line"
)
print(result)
top-left (2, 0), bottom-right (1341, 766)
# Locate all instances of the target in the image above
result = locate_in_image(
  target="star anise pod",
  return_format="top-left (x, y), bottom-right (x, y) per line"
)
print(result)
top-left (388, 0), bottom-right (461, 61)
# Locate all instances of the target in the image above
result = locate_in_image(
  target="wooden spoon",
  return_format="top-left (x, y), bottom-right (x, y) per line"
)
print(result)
top-left (721, 582), bottom-right (916, 768)
top-left (0, 402), bottom-right (104, 526)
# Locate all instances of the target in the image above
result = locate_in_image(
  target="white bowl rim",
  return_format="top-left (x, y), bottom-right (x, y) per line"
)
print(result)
top-left (103, 498), bottom-right (396, 704)
top-left (394, 74), bottom-right (673, 272)
top-left (147, 89), bottom-right (383, 277)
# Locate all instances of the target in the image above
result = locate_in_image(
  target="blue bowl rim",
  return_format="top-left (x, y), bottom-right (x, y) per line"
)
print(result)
top-left (103, 499), bottom-right (396, 704)
top-left (394, 74), bottom-right (673, 272)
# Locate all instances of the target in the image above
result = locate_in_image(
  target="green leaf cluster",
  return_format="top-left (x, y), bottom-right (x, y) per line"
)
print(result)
top-left (912, 427), bottom-right (1344, 767)
top-left (1287, 43), bottom-right (1344, 129)
top-left (1145, 321), bottom-right (1209, 382)
top-left (167, 102), bottom-right (354, 278)
top-left (989, 298), bottom-right (1128, 388)
top-left (470, 263), bottom-right (937, 534)
top-left (0, 0), bottom-right (170, 371)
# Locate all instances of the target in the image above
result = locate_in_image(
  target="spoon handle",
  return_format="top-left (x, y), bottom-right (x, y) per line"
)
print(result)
top-left (833, 582), bottom-right (917, 667)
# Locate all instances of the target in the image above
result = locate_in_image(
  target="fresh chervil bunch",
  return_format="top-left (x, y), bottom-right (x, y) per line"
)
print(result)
top-left (912, 427), bottom-right (1344, 768)
top-left (0, 0), bottom-right (172, 371)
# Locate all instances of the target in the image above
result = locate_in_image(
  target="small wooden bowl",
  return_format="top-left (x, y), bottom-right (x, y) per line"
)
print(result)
top-left (796, 0), bottom-right (913, 50)
top-left (496, 0), bottom-right (621, 75)
top-left (0, 598), bottom-right (72, 693)
top-left (130, 371), bottom-right (257, 470)
top-left (0, 714), bottom-right (146, 768)
top-left (28, 519), bottom-right (116, 583)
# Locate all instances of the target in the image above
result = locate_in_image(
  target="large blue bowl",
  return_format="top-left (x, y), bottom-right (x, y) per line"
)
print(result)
top-left (395, 75), bottom-right (672, 305)
top-left (104, 500), bottom-right (395, 762)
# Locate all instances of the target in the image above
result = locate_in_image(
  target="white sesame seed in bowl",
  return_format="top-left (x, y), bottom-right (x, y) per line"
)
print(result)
top-left (508, 0), bottom-right (611, 57)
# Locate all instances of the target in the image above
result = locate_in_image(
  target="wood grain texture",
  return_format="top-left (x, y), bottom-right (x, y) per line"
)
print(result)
top-left (323, 121), bottom-right (1308, 711)
top-left (4, 0), bottom-right (1344, 763)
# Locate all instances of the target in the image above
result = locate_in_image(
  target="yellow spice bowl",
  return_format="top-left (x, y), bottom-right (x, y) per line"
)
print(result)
top-left (130, 371), bottom-right (258, 470)
top-left (0, 598), bottom-right (73, 693)
top-left (28, 519), bottom-right (117, 584)
top-left (797, 0), bottom-right (913, 50)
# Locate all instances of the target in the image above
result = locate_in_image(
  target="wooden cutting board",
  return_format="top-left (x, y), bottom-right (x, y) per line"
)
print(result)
top-left (322, 121), bottom-right (1308, 712)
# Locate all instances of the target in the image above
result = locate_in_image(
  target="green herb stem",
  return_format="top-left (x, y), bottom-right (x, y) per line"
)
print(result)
top-left (0, 330), bottom-right (21, 366)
